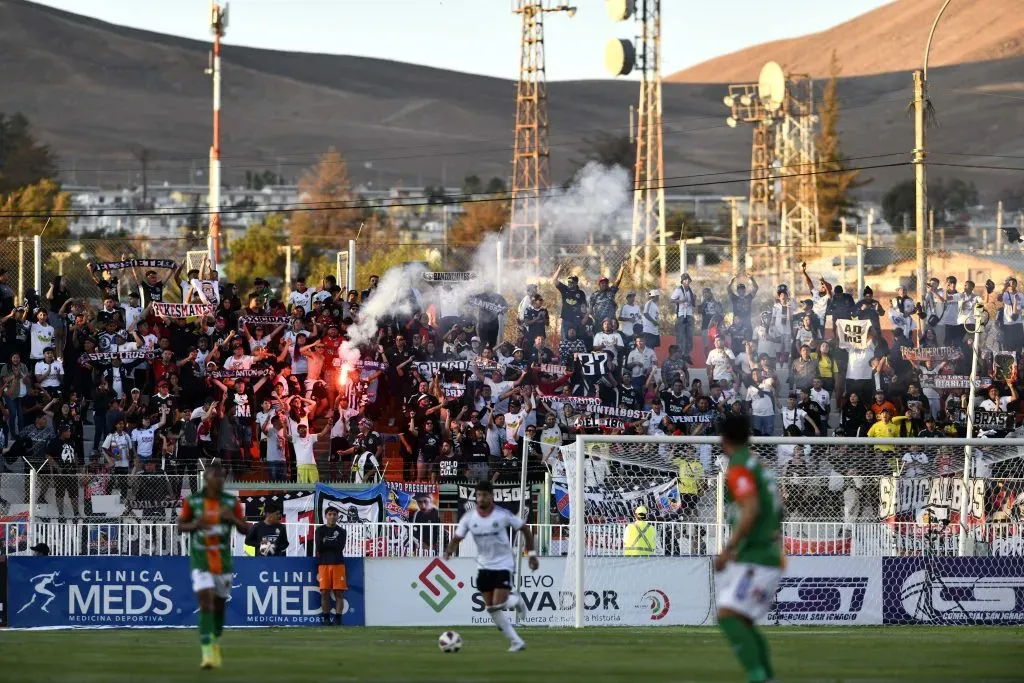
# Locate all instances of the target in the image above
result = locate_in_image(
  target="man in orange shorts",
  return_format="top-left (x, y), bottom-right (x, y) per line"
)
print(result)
top-left (315, 507), bottom-right (348, 625)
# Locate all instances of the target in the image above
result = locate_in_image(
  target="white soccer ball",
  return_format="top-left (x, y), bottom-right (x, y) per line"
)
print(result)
top-left (438, 630), bottom-right (463, 653)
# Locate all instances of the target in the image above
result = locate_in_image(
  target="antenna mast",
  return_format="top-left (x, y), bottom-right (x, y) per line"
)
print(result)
top-left (509, 1), bottom-right (576, 268)
top-left (207, 2), bottom-right (228, 268)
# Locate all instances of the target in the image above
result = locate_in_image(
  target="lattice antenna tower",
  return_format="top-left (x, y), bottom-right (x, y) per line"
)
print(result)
top-left (606, 0), bottom-right (665, 285)
top-left (509, 1), bottom-right (576, 268)
top-left (724, 62), bottom-right (820, 258)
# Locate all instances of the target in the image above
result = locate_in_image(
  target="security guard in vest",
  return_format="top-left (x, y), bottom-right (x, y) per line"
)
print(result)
top-left (623, 505), bottom-right (656, 556)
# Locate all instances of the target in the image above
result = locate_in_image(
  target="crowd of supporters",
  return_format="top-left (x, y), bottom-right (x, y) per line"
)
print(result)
top-left (0, 254), bottom-right (1022, 518)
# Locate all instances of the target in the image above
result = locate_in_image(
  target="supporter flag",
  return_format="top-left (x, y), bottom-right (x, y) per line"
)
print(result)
top-left (553, 483), bottom-right (571, 520)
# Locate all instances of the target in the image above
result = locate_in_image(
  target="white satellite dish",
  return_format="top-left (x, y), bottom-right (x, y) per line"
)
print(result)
top-left (605, 38), bottom-right (635, 77)
top-left (606, 0), bottom-right (634, 21)
top-left (757, 61), bottom-right (786, 113)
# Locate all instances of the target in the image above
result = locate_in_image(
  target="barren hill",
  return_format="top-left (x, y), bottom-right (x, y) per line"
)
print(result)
top-left (668, 0), bottom-right (1023, 83)
top-left (0, 0), bottom-right (1021, 200)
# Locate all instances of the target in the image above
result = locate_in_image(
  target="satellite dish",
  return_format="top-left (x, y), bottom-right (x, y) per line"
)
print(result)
top-left (605, 38), bottom-right (635, 77)
top-left (758, 61), bottom-right (786, 112)
top-left (606, 0), bottom-right (634, 21)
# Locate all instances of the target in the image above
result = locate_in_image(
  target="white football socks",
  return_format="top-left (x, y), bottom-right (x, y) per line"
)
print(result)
top-left (487, 604), bottom-right (522, 644)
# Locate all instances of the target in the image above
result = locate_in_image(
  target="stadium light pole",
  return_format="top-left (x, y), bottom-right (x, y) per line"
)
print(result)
top-left (207, 2), bottom-right (229, 269)
top-left (913, 0), bottom-right (953, 300)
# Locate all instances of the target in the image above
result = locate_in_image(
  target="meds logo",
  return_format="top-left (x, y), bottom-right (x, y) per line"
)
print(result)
top-left (413, 559), bottom-right (464, 613)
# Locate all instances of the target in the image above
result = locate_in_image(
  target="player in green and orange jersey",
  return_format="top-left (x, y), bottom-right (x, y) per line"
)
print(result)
top-left (714, 414), bottom-right (784, 683)
top-left (177, 460), bottom-right (249, 670)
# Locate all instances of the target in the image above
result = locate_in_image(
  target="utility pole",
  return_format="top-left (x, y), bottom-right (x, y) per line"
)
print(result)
top-left (723, 196), bottom-right (745, 274)
top-left (206, 2), bottom-right (229, 268)
top-left (912, 69), bottom-right (927, 301)
top-left (277, 245), bottom-right (301, 298)
top-left (508, 1), bottom-right (575, 269)
top-left (130, 145), bottom-right (152, 207)
top-left (866, 207), bottom-right (875, 248)
top-left (996, 200), bottom-right (1003, 253)
top-left (631, 0), bottom-right (665, 284)
top-left (52, 251), bottom-right (71, 277)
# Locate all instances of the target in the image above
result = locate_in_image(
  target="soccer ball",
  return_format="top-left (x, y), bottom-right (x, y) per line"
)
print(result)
top-left (438, 630), bottom-right (463, 653)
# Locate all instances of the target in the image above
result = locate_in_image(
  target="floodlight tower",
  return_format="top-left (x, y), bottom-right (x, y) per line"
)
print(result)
top-left (606, 0), bottom-right (665, 284)
top-left (206, 2), bottom-right (228, 268)
top-left (509, 1), bottom-right (576, 268)
top-left (777, 72), bottom-right (820, 247)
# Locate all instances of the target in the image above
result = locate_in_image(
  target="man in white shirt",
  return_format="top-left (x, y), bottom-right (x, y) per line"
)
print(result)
top-left (289, 416), bottom-right (332, 484)
top-left (444, 481), bottom-right (538, 652)
top-left (121, 291), bottom-right (143, 332)
top-left (618, 292), bottom-right (642, 348)
top-left (131, 408), bottom-right (167, 465)
top-left (780, 392), bottom-right (820, 436)
top-left (34, 348), bottom-right (63, 392)
top-left (670, 273), bottom-right (696, 358)
top-left (642, 290), bottom-right (661, 348)
top-left (746, 371), bottom-right (776, 436)
top-left (705, 336), bottom-right (737, 384)
top-left (979, 384), bottom-right (1017, 413)
top-left (1001, 278), bottom-right (1024, 352)
top-left (938, 276), bottom-right (963, 346)
top-left (591, 319), bottom-right (624, 363)
top-left (287, 276), bottom-right (314, 314)
top-left (626, 336), bottom-right (657, 395)
top-left (956, 279), bottom-right (979, 333)
top-left (29, 309), bottom-right (55, 362)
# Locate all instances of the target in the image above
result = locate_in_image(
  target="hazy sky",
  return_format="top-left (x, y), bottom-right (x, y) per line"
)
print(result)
top-left (34, 0), bottom-right (892, 80)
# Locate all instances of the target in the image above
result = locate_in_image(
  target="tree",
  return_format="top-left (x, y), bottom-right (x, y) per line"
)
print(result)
top-left (462, 174), bottom-right (483, 196)
top-left (930, 177), bottom-right (978, 218)
top-left (568, 132), bottom-right (635, 181)
top-left (287, 147), bottom-right (360, 243)
top-left (997, 184), bottom-right (1024, 213)
top-left (881, 180), bottom-right (915, 231)
top-left (225, 214), bottom-right (287, 293)
top-left (485, 177), bottom-right (507, 195)
top-left (448, 199), bottom-right (510, 246)
top-left (0, 178), bottom-right (70, 239)
top-left (815, 52), bottom-right (862, 236)
top-left (0, 112), bottom-right (58, 194)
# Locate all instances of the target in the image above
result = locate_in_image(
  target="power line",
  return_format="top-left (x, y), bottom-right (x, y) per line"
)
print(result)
top-left (1, 160), bottom-right (913, 220)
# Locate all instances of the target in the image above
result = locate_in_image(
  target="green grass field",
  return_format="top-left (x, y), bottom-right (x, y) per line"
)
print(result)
top-left (3, 626), bottom-right (1022, 682)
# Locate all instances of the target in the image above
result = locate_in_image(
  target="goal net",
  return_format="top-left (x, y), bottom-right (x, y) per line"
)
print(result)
top-left (548, 435), bottom-right (1024, 628)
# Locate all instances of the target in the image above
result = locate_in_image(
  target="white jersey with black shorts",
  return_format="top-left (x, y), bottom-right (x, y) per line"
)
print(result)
top-left (455, 506), bottom-right (524, 592)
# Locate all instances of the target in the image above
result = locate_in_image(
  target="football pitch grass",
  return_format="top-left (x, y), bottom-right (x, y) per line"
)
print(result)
top-left (4, 626), bottom-right (1023, 682)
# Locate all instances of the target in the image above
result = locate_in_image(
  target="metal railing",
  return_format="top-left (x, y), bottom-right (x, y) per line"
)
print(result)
top-left (4, 520), bottom-right (1020, 558)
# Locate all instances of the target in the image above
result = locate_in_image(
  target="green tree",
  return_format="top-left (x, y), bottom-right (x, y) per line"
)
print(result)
top-left (357, 245), bottom-right (441, 291)
top-left (930, 177), bottom-right (978, 218)
top-left (881, 180), bottom-right (915, 231)
top-left (0, 178), bottom-right (70, 238)
top-left (0, 112), bottom-right (58, 194)
top-left (485, 177), bottom-right (507, 195)
top-left (462, 174), bottom-right (483, 196)
top-left (815, 52), bottom-right (862, 236)
top-left (225, 214), bottom-right (287, 293)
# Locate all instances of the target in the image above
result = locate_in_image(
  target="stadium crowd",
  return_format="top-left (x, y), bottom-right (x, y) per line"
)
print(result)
top-left (0, 254), bottom-right (1021, 517)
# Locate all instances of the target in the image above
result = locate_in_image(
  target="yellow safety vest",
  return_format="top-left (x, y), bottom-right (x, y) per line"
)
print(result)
top-left (623, 521), bottom-right (656, 556)
top-left (676, 459), bottom-right (705, 496)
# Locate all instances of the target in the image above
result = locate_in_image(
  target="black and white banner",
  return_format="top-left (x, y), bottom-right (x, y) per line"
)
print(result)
top-left (535, 392), bottom-right (600, 407)
top-left (153, 302), bottom-right (215, 319)
top-left (466, 296), bottom-right (508, 315)
top-left (414, 360), bottom-right (469, 375)
top-left (237, 315), bottom-right (291, 328)
top-left (422, 271), bottom-right (478, 283)
top-left (901, 346), bottom-right (963, 362)
top-left (538, 363), bottom-right (569, 376)
top-left (441, 382), bottom-right (466, 399)
top-left (207, 367), bottom-right (275, 380)
top-left (835, 319), bottom-right (872, 349)
top-left (575, 353), bottom-right (608, 377)
top-left (80, 350), bottom-right (158, 362)
top-left (973, 410), bottom-right (1014, 430)
top-left (89, 258), bottom-right (176, 272)
top-left (920, 375), bottom-right (992, 390)
top-left (457, 483), bottom-right (523, 518)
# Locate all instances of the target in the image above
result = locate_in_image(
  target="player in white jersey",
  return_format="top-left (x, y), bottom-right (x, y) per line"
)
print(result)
top-left (444, 480), bottom-right (538, 652)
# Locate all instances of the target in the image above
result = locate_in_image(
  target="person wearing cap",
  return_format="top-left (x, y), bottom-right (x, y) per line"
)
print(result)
top-left (626, 335), bottom-right (657, 395)
top-left (341, 418), bottom-right (384, 484)
top-left (552, 264), bottom-right (588, 341)
top-left (642, 289), bottom-right (661, 349)
top-left (670, 273), bottom-right (696, 358)
top-left (245, 503), bottom-right (289, 557)
top-left (623, 505), bottom-right (656, 556)
top-left (30, 542), bottom-right (50, 556)
top-left (917, 414), bottom-right (942, 439)
top-left (618, 291), bottom-right (641, 349)
top-left (517, 283), bottom-right (540, 325)
top-left (589, 264), bottom-right (625, 326)
top-left (287, 412), bottom-right (333, 484)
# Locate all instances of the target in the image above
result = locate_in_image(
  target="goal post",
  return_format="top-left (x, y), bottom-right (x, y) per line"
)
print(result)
top-left (556, 434), bottom-right (1024, 628)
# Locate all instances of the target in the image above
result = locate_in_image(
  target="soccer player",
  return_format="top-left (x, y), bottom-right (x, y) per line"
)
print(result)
top-left (714, 414), bottom-right (784, 683)
top-left (177, 461), bottom-right (249, 670)
top-left (444, 480), bottom-right (538, 652)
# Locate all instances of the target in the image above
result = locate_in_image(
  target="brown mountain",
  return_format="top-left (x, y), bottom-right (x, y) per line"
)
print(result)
top-left (668, 0), bottom-right (1023, 83)
top-left (0, 0), bottom-right (1021, 200)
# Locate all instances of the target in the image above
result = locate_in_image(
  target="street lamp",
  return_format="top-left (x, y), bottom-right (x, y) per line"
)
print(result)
top-left (913, 0), bottom-right (953, 301)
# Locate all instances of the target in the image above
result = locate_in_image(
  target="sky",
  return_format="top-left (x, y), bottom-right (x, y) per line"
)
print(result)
top-left (33, 0), bottom-right (894, 81)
